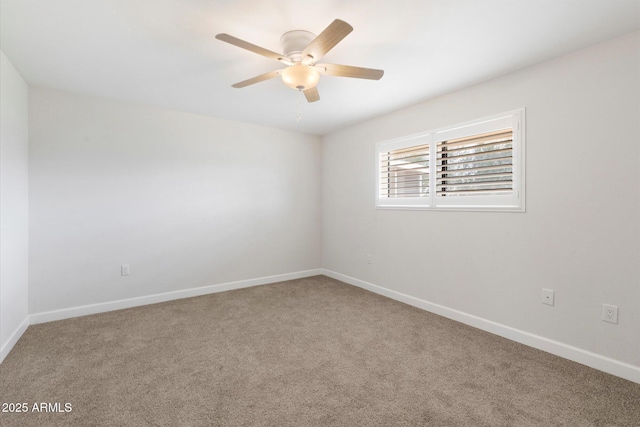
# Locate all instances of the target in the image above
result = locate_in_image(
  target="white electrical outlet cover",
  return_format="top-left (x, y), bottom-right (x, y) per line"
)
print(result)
top-left (602, 304), bottom-right (618, 324)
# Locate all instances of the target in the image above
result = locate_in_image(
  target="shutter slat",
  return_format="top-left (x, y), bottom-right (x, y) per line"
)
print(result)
top-left (384, 184), bottom-right (429, 192)
top-left (439, 129), bottom-right (512, 148)
top-left (382, 168), bottom-right (429, 175)
top-left (436, 171), bottom-right (512, 183)
top-left (386, 188), bottom-right (429, 194)
top-left (437, 146), bottom-right (512, 161)
top-left (436, 187), bottom-right (512, 195)
top-left (380, 162), bottom-right (429, 170)
top-left (380, 159), bottom-right (429, 168)
top-left (381, 152), bottom-right (429, 162)
top-left (386, 192), bottom-right (430, 197)
top-left (382, 178), bottom-right (430, 188)
top-left (383, 144), bottom-right (429, 155)
top-left (436, 180), bottom-right (512, 189)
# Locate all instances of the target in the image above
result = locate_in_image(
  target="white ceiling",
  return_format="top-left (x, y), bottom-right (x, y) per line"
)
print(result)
top-left (1, 0), bottom-right (639, 135)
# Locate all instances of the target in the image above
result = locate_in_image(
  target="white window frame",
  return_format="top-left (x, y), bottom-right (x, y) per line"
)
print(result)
top-left (375, 108), bottom-right (525, 212)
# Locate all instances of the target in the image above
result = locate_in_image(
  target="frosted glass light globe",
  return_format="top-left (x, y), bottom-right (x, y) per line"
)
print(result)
top-left (281, 64), bottom-right (320, 90)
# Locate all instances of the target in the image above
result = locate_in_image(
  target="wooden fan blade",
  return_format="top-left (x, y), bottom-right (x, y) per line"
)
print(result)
top-left (316, 63), bottom-right (384, 80)
top-left (216, 33), bottom-right (290, 64)
top-left (232, 70), bottom-right (281, 88)
top-left (303, 87), bottom-right (320, 103)
top-left (302, 19), bottom-right (353, 63)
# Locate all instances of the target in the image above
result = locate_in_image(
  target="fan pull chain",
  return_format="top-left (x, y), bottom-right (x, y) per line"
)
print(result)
top-left (296, 90), bottom-right (303, 123)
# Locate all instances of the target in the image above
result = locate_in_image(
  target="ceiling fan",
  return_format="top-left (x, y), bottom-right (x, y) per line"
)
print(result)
top-left (215, 19), bottom-right (384, 103)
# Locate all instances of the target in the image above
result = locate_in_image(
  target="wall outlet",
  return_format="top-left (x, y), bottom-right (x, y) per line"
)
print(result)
top-left (542, 288), bottom-right (554, 306)
top-left (602, 304), bottom-right (618, 324)
top-left (367, 254), bottom-right (373, 265)
top-left (121, 264), bottom-right (130, 276)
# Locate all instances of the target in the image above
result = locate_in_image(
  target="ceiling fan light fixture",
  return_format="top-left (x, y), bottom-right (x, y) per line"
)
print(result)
top-left (217, 19), bottom-right (382, 103)
top-left (281, 63), bottom-right (320, 90)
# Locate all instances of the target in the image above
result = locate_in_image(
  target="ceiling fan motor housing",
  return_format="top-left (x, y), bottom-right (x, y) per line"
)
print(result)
top-left (280, 30), bottom-right (316, 63)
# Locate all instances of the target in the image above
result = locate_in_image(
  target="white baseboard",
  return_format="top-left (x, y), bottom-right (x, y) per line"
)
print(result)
top-left (30, 269), bottom-right (324, 325)
top-left (322, 269), bottom-right (640, 385)
top-left (1, 316), bottom-right (30, 364)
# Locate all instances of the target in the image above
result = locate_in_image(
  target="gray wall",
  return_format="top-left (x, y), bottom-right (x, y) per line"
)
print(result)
top-left (322, 32), bottom-right (640, 369)
top-left (28, 88), bottom-right (322, 314)
top-left (0, 51), bottom-right (29, 361)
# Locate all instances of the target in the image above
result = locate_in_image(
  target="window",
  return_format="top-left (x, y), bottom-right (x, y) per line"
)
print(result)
top-left (376, 109), bottom-right (525, 211)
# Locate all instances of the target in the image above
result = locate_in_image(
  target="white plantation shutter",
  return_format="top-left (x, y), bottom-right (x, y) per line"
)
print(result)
top-left (380, 143), bottom-right (429, 198)
top-left (376, 109), bottom-right (524, 211)
top-left (436, 129), bottom-right (513, 197)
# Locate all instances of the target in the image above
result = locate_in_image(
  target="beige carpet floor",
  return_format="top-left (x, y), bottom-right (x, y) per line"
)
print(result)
top-left (1, 275), bottom-right (639, 426)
